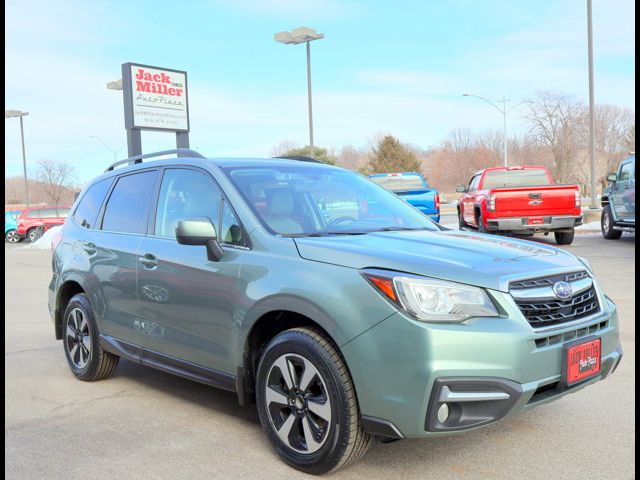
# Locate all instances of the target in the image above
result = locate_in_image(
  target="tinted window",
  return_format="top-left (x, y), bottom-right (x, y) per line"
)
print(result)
top-left (40, 208), bottom-right (58, 218)
top-left (155, 169), bottom-right (222, 238)
top-left (26, 209), bottom-right (41, 218)
top-left (57, 208), bottom-right (70, 217)
top-left (102, 171), bottom-right (158, 234)
top-left (482, 169), bottom-right (550, 189)
top-left (468, 175), bottom-right (480, 191)
top-left (220, 199), bottom-right (244, 246)
top-left (73, 178), bottom-right (112, 228)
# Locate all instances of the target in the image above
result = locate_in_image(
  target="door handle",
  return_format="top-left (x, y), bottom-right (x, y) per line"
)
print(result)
top-left (82, 242), bottom-right (97, 255)
top-left (139, 254), bottom-right (158, 269)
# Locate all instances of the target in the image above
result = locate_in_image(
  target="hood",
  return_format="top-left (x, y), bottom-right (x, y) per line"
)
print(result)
top-left (294, 230), bottom-right (583, 292)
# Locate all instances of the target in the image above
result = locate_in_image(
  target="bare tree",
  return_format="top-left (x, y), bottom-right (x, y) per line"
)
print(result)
top-left (524, 91), bottom-right (584, 184)
top-left (36, 159), bottom-right (77, 205)
top-left (270, 139), bottom-right (300, 157)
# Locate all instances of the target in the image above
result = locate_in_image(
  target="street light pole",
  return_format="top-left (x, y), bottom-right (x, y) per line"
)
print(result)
top-left (5, 110), bottom-right (30, 208)
top-left (306, 40), bottom-right (315, 159)
top-left (587, 0), bottom-right (597, 209)
top-left (462, 94), bottom-right (531, 167)
top-left (275, 27), bottom-right (324, 159)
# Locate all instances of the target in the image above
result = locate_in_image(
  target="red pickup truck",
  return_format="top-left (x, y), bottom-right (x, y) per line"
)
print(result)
top-left (456, 166), bottom-right (582, 245)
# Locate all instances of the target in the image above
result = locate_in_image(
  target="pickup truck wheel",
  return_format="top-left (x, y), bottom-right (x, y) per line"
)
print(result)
top-left (256, 327), bottom-right (372, 474)
top-left (476, 211), bottom-right (488, 233)
top-left (601, 205), bottom-right (622, 240)
top-left (554, 229), bottom-right (575, 245)
top-left (458, 211), bottom-right (465, 230)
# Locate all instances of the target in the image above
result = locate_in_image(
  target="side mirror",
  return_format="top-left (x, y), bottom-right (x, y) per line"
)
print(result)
top-left (456, 185), bottom-right (468, 193)
top-left (607, 173), bottom-right (617, 182)
top-left (176, 218), bottom-right (223, 262)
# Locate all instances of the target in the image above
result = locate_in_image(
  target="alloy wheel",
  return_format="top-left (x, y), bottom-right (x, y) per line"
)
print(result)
top-left (265, 353), bottom-right (332, 454)
top-left (65, 308), bottom-right (92, 369)
top-left (5, 230), bottom-right (20, 243)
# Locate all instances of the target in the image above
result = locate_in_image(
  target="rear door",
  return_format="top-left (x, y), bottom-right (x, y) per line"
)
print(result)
top-left (92, 169), bottom-right (160, 347)
top-left (136, 167), bottom-right (245, 375)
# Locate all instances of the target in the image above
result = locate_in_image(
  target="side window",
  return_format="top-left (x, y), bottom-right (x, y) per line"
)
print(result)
top-left (468, 176), bottom-right (479, 192)
top-left (102, 170), bottom-right (158, 234)
top-left (26, 209), bottom-right (41, 218)
top-left (619, 162), bottom-right (633, 182)
top-left (73, 178), bottom-right (112, 229)
top-left (220, 199), bottom-right (245, 246)
top-left (155, 169), bottom-right (222, 238)
top-left (40, 208), bottom-right (58, 218)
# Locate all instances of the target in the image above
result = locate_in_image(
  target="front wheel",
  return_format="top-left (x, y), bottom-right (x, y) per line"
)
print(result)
top-left (554, 229), bottom-right (575, 245)
top-left (601, 205), bottom-right (622, 240)
top-left (256, 327), bottom-right (372, 474)
top-left (5, 230), bottom-right (21, 243)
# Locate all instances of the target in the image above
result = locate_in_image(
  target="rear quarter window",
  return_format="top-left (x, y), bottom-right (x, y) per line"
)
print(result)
top-left (73, 178), bottom-right (113, 228)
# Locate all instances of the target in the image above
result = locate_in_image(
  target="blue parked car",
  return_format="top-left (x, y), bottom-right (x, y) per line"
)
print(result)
top-left (5, 210), bottom-right (22, 243)
top-left (369, 172), bottom-right (440, 222)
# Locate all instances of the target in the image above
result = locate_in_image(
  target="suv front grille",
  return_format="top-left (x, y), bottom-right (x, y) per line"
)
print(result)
top-left (510, 271), bottom-right (600, 329)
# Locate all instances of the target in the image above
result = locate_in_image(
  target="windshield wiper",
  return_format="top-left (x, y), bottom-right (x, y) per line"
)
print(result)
top-left (374, 227), bottom-right (430, 232)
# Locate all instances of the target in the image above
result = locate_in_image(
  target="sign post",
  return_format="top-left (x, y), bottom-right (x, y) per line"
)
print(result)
top-left (121, 62), bottom-right (190, 157)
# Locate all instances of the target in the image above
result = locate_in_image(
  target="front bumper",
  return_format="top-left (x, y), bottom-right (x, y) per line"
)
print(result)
top-left (341, 293), bottom-right (621, 438)
top-left (487, 215), bottom-right (583, 233)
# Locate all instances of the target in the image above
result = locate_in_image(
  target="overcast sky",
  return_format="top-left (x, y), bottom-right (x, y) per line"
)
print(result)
top-left (5, 0), bottom-right (635, 184)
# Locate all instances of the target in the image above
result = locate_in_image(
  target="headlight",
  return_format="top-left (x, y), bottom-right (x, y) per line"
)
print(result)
top-left (363, 270), bottom-right (499, 322)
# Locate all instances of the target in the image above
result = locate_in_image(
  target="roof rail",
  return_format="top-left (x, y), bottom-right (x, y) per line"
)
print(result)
top-left (274, 155), bottom-right (323, 163)
top-left (104, 149), bottom-right (206, 172)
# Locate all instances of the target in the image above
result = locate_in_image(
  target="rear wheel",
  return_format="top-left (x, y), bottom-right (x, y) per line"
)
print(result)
top-left (256, 327), bottom-right (372, 474)
top-left (27, 227), bottom-right (44, 243)
top-left (601, 205), bottom-right (622, 240)
top-left (458, 210), bottom-right (465, 230)
top-left (5, 230), bottom-right (21, 243)
top-left (554, 229), bottom-right (575, 245)
top-left (63, 293), bottom-right (119, 381)
top-left (476, 211), bottom-right (488, 233)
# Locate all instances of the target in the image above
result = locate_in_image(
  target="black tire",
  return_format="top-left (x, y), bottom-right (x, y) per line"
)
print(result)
top-left (476, 210), bottom-right (488, 233)
top-left (458, 210), bottom-right (465, 230)
top-left (27, 228), bottom-right (40, 243)
top-left (601, 205), bottom-right (622, 240)
top-left (62, 293), bottom-right (119, 381)
top-left (554, 229), bottom-right (575, 245)
top-left (5, 230), bottom-right (21, 243)
top-left (256, 327), bottom-right (372, 475)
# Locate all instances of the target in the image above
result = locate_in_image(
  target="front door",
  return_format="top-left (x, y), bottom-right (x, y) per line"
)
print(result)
top-left (613, 160), bottom-right (635, 221)
top-left (136, 168), bottom-right (246, 375)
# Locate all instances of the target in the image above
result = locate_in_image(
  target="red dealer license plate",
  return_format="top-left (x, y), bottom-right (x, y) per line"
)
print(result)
top-left (563, 338), bottom-right (601, 386)
top-left (527, 217), bottom-right (544, 225)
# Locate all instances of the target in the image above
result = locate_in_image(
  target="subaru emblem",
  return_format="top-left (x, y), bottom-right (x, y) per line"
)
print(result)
top-left (553, 281), bottom-right (573, 300)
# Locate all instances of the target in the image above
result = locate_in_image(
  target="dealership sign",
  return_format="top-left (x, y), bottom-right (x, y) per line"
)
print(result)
top-left (122, 63), bottom-right (190, 132)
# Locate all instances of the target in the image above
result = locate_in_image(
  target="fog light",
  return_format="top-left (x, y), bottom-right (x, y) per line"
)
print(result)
top-left (437, 403), bottom-right (449, 423)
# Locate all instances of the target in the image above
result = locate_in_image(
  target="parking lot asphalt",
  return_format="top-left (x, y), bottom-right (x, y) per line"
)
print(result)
top-left (5, 233), bottom-right (635, 480)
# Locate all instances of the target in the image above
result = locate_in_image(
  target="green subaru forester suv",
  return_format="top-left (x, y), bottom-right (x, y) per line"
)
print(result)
top-left (49, 150), bottom-right (622, 474)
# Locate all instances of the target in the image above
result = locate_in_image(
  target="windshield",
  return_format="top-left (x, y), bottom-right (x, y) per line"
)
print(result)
top-left (369, 174), bottom-right (427, 192)
top-left (224, 165), bottom-right (440, 236)
top-left (482, 168), bottom-right (551, 189)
